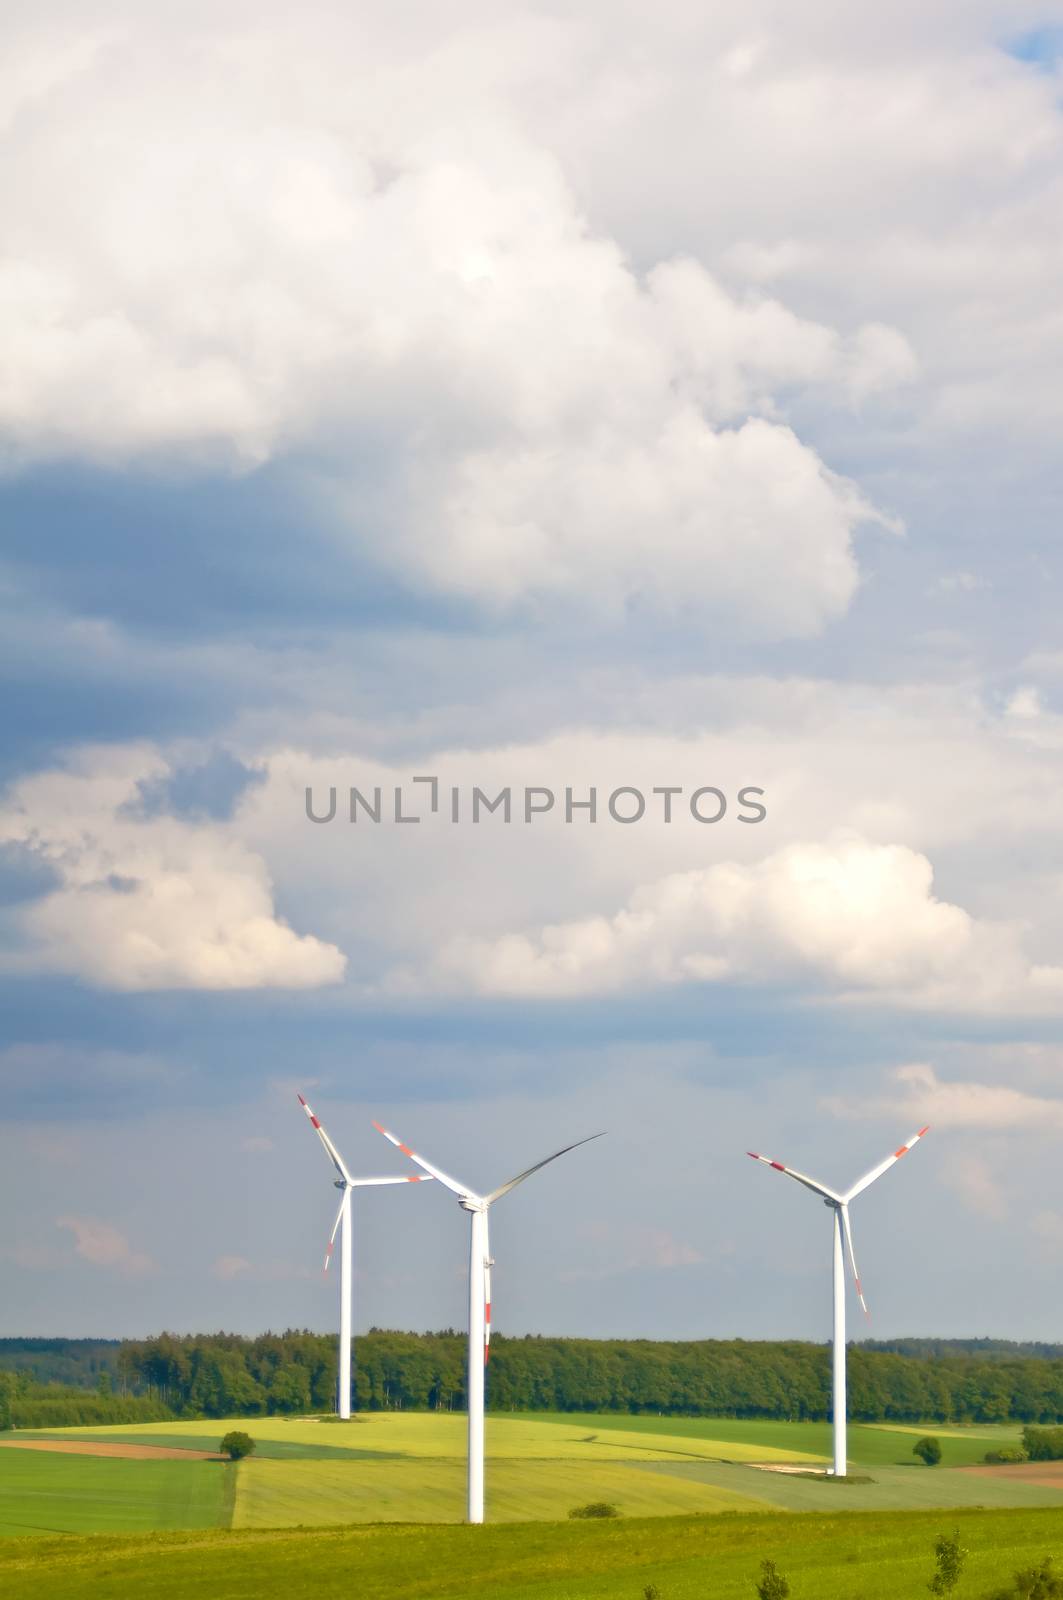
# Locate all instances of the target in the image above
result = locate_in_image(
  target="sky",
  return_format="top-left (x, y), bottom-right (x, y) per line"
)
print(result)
top-left (3, 0), bottom-right (1063, 1345)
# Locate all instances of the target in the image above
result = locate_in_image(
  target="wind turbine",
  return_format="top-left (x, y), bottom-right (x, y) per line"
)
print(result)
top-left (373, 1119), bottom-right (603, 1523)
top-left (297, 1095), bottom-right (433, 1420)
top-left (747, 1126), bottom-right (929, 1477)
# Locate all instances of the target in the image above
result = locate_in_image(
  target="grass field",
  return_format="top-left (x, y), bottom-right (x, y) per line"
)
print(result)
top-left (4, 1507), bottom-right (1063, 1599)
top-left (0, 1410), bottom-right (1052, 1535)
top-left (0, 1450), bottom-right (229, 1537)
top-left (233, 1455), bottom-right (762, 1526)
top-left (532, 1412), bottom-right (1024, 1467)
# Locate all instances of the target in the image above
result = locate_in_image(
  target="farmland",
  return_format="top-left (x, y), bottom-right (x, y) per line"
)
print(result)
top-left (0, 1409), bottom-right (1054, 1535)
top-left (3, 1411), bottom-right (1063, 1597)
top-left (4, 1507), bottom-right (1063, 1600)
top-left (0, 1448), bottom-right (229, 1537)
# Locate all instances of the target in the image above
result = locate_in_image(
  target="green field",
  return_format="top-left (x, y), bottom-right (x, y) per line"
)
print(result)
top-left (4, 1507), bottom-right (1063, 1599)
top-left (0, 1450), bottom-right (229, 1537)
top-left (533, 1412), bottom-right (1025, 1467)
top-left (0, 1410), bottom-right (1054, 1537)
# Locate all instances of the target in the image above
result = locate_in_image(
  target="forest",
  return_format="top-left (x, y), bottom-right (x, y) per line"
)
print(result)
top-left (5, 1332), bottom-right (1063, 1427)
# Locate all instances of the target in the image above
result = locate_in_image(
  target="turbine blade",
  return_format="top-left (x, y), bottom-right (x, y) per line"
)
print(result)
top-left (840, 1203), bottom-right (870, 1319)
top-left (483, 1214), bottom-right (492, 1368)
top-left (844, 1126), bottom-right (930, 1202)
top-left (746, 1150), bottom-right (842, 1203)
top-left (348, 1175), bottom-right (435, 1187)
top-left (484, 1133), bottom-right (605, 1206)
top-left (371, 1121), bottom-right (472, 1198)
top-left (298, 1094), bottom-right (353, 1184)
top-left (323, 1192), bottom-right (345, 1273)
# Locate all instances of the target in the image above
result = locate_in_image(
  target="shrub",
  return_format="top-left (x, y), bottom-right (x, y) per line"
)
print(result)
top-left (985, 1447), bottom-right (1029, 1464)
top-left (988, 1556), bottom-right (1063, 1599)
top-left (929, 1531), bottom-right (967, 1595)
top-left (914, 1436), bottom-right (943, 1466)
top-left (568, 1502), bottom-right (619, 1519)
top-left (643, 1587), bottom-right (661, 1600)
top-left (1023, 1428), bottom-right (1063, 1462)
top-left (219, 1431), bottom-right (256, 1461)
top-left (756, 1560), bottom-right (790, 1600)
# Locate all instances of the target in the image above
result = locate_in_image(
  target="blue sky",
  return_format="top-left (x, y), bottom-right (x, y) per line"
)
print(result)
top-left (3, 0), bottom-right (1063, 1343)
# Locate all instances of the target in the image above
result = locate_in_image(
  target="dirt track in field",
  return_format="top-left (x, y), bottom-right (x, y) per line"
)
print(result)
top-left (963, 1462), bottom-right (1063, 1488)
top-left (0, 1438), bottom-right (224, 1461)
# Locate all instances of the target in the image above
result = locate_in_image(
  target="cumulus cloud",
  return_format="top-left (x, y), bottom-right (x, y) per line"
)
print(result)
top-left (0, 746), bottom-right (345, 991)
top-left (0, 9), bottom-right (919, 635)
top-left (56, 1214), bottom-right (154, 1275)
top-left (826, 1062), bottom-right (1063, 1129)
top-left (430, 835), bottom-right (1063, 1009)
top-left (229, 680), bottom-right (1063, 1011)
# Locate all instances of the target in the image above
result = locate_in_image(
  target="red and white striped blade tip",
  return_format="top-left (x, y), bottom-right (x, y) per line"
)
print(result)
top-left (298, 1093), bottom-right (324, 1126)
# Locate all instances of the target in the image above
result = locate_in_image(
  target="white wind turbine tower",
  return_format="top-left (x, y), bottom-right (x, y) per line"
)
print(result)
top-left (747, 1126), bottom-right (929, 1478)
top-left (298, 1095), bottom-right (433, 1420)
top-left (373, 1120), bottom-right (603, 1524)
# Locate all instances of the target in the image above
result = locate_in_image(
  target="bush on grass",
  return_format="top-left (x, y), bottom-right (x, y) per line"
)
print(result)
top-left (988, 1556), bottom-right (1063, 1599)
top-left (755, 1559), bottom-right (790, 1600)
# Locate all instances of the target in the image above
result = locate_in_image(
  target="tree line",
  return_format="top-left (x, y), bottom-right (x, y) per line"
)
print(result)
top-left (14, 1332), bottom-right (1059, 1424)
top-left (8, 1333), bottom-right (1063, 1427)
top-left (0, 1369), bottom-right (172, 1430)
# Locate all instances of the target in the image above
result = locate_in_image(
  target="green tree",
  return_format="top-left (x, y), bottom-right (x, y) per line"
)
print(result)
top-left (219, 1430), bottom-right (255, 1460)
top-left (756, 1559), bottom-right (790, 1600)
top-left (269, 1363), bottom-right (312, 1414)
top-left (0, 1372), bottom-right (14, 1431)
top-left (914, 1436), bottom-right (943, 1466)
top-left (1023, 1427), bottom-right (1063, 1461)
top-left (929, 1531), bottom-right (968, 1595)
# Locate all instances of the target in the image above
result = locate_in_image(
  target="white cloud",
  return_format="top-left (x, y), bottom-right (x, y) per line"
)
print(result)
top-left (825, 1062), bottom-right (1063, 1129)
top-left (0, 9), bottom-right (926, 636)
top-left (225, 677), bottom-right (1063, 1010)
top-left (431, 835), bottom-right (1063, 1009)
top-left (0, 746), bottom-right (345, 991)
top-left (56, 1214), bottom-right (154, 1275)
